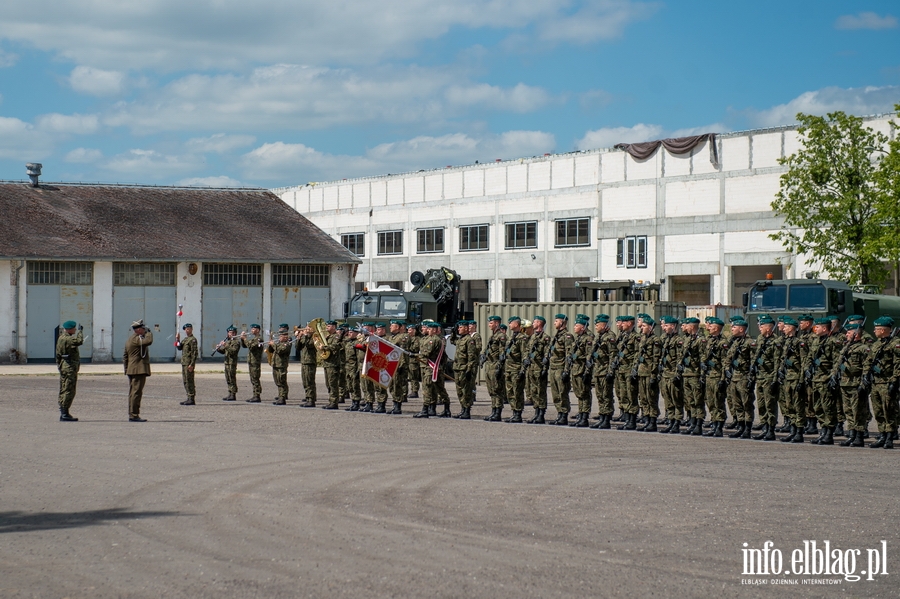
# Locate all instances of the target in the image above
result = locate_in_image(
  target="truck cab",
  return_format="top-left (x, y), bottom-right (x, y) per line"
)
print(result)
top-left (344, 289), bottom-right (436, 329)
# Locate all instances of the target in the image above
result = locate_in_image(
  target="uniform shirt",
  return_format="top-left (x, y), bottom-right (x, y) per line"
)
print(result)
top-left (56, 329), bottom-right (84, 369)
top-left (777, 335), bottom-right (807, 382)
top-left (832, 338), bottom-right (870, 387)
top-left (124, 331), bottom-right (153, 376)
top-left (451, 332), bottom-right (471, 372)
top-left (724, 335), bottom-right (753, 380)
top-left (176, 333), bottom-right (198, 368)
top-left (486, 329), bottom-right (507, 364)
top-left (803, 334), bottom-right (835, 384)
top-left (590, 328), bottom-right (618, 378)
top-left (863, 336), bottom-right (900, 382)
top-left (271, 339), bottom-right (293, 369)
top-left (571, 330), bottom-right (594, 377)
top-left (615, 329), bottom-right (640, 377)
top-left (323, 331), bottom-right (344, 367)
top-left (752, 333), bottom-right (779, 382)
top-left (659, 332), bottom-right (681, 377)
top-left (241, 334), bottom-right (264, 365)
top-left (635, 331), bottom-right (662, 377)
top-left (548, 328), bottom-right (575, 369)
top-left (217, 337), bottom-right (241, 362)
top-left (699, 334), bottom-right (730, 379)
top-left (524, 329), bottom-right (549, 371)
top-left (390, 331), bottom-right (410, 369)
top-left (296, 334), bottom-right (319, 365)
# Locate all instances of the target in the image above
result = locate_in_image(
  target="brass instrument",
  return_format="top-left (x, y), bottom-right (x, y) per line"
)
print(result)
top-left (308, 317), bottom-right (331, 360)
top-left (265, 330), bottom-right (276, 366)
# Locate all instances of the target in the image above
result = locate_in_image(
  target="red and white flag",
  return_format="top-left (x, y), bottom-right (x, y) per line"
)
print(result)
top-left (362, 335), bottom-right (402, 389)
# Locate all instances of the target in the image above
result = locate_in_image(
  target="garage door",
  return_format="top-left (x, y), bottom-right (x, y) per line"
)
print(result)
top-left (112, 263), bottom-right (177, 362)
top-left (202, 264), bottom-right (264, 360)
top-left (25, 262), bottom-right (93, 362)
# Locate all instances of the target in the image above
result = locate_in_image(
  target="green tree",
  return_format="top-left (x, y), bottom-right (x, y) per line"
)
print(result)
top-left (874, 104), bottom-right (900, 287)
top-left (770, 110), bottom-right (890, 285)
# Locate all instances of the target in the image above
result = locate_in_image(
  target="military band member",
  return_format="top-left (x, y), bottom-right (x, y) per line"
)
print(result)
top-left (751, 316), bottom-right (780, 441)
top-left (406, 324), bottom-right (422, 399)
top-left (123, 319), bottom-right (153, 422)
top-left (614, 315), bottom-right (640, 430)
top-left (724, 320), bottom-right (754, 439)
top-left (861, 316), bottom-right (899, 449)
top-left (483, 316), bottom-right (508, 419)
top-left (357, 322), bottom-right (377, 410)
top-left (388, 320), bottom-right (410, 415)
top-left (56, 320), bottom-right (83, 421)
top-left (634, 317), bottom-right (661, 432)
top-left (296, 324), bottom-right (319, 407)
top-left (658, 316), bottom-right (683, 433)
top-left (241, 324), bottom-right (264, 402)
top-left (216, 326), bottom-right (241, 401)
top-left (343, 324), bottom-right (363, 411)
top-left (322, 320), bottom-right (344, 410)
top-left (588, 314), bottom-right (617, 430)
top-left (175, 323), bottom-right (198, 405)
top-left (547, 314), bottom-right (575, 425)
top-left (568, 316), bottom-right (595, 428)
top-left (524, 316), bottom-right (550, 424)
top-left (270, 324), bottom-right (292, 405)
top-left (700, 317), bottom-right (729, 437)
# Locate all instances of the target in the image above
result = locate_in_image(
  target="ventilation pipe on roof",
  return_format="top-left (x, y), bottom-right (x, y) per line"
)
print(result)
top-left (26, 163), bottom-right (42, 187)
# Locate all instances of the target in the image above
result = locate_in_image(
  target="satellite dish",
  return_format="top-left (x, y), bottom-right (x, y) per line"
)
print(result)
top-left (410, 271), bottom-right (425, 286)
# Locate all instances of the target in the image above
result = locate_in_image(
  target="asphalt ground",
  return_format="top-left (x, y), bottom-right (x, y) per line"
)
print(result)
top-left (1, 366), bottom-right (898, 598)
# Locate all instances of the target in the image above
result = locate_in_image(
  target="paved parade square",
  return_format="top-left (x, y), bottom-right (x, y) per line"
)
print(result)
top-left (1, 368), bottom-right (897, 598)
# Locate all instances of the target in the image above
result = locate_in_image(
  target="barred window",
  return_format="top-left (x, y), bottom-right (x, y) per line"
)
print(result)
top-left (113, 263), bottom-right (176, 286)
top-left (272, 264), bottom-right (330, 287)
top-left (555, 218), bottom-right (590, 247)
top-left (504, 221), bottom-right (537, 249)
top-left (459, 224), bottom-right (489, 251)
top-left (341, 233), bottom-right (365, 257)
top-left (416, 228), bottom-right (444, 254)
top-left (27, 262), bottom-right (92, 285)
top-left (203, 263), bottom-right (262, 286)
top-left (377, 230), bottom-right (403, 255)
top-left (616, 236), bottom-right (647, 269)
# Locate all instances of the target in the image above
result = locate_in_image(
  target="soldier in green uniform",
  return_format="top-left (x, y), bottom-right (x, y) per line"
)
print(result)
top-left (724, 320), bottom-right (754, 439)
top-left (634, 317), bottom-right (661, 432)
top-left (614, 315), bottom-right (640, 429)
top-left (547, 314), bottom-right (575, 425)
top-left (406, 324), bottom-right (422, 399)
top-left (467, 320), bottom-right (482, 406)
top-left (215, 326), bottom-right (241, 401)
top-left (804, 318), bottom-right (838, 444)
top-left (699, 317), bottom-right (730, 437)
top-left (724, 315), bottom-right (746, 428)
top-left (488, 316), bottom-right (523, 422)
top-left (56, 320), bottom-right (83, 421)
top-left (387, 320), bottom-right (409, 415)
top-left (861, 316), bottom-right (898, 449)
top-left (269, 325), bottom-right (293, 405)
top-left (123, 319), bottom-right (153, 422)
top-left (296, 323), bottom-right (319, 407)
top-left (795, 315), bottom-right (816, 434)
top-left (777, 317), bottom-right (809, 443)
top-left (451, 320), bottom-right (473, 418)
top-left (831, 323), bottom-right (870, 447)
top-left (343, 324), bottom-right (362, 411)
top-left (678, 317), bottom-right (705, 436)
top-left (524, 316), bottom-right (550, 423)
top-left (321, 320), bottom-right (344, 410)
top-left (240, 324), bottom-right (264, 402)
top-left (483, 316), bottom-right (508, 419)
top-left (357, 322), bottom-right (377, 410)
top-left (175, 323), bottom-right (198, 405)
top-left (568, 316), bottom-right (595, 427)
top-left (588, 314), bottom-right (617, 429)
top-left (414, 321), bottom-right (445, 418)
top-left (658, 316), bottom-right (683, 433)
top-left (751, 316), bottom-right (780, 441)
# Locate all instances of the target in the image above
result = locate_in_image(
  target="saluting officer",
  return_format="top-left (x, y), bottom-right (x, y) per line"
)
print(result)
top-left (56, 320), bottom-right (84, 421)
top-left (175, 323), bottom-right (198, 405)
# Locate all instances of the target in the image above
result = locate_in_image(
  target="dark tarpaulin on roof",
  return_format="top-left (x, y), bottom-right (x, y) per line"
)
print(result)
top-left (614, 133), bottom-right (719, 167)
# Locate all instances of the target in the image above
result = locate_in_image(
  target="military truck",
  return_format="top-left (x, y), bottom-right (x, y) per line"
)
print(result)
top-left (742, 277), bottom-right (900, 335)
top-left (344, 266), bottom-right (462, 328)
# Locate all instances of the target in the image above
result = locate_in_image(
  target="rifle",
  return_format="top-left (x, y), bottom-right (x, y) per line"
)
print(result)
top-left (583, 334), bottom-right (604, 387)
top-left (675, 334), bottom-right (695, 383)
top-left (860, 327), bottom-right (900, 392)
top-left (803, 335), bottom-right (829, 385)
top-left (774, 335), bottom-right (798, 390)
top-left (720, 335), bottom-right (744, 392)
top-left (828, 339), bottom-right (855, 390)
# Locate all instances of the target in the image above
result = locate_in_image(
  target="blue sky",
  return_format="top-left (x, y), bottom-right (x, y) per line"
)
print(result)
top-left (0, 1), bottom-right (897, 189)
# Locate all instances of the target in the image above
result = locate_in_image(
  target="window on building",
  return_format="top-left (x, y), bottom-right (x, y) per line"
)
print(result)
top-left (341, 233), bottom-right (365, 257)
top-left (203, 263), bottom-right (262, 286)
top-left (27, 262), bottom-right (93, 285)
top-left (417, 228), bottom-right (444, 254)
top-left (505, 221), bottom-right (537, 249)
top-left (616, 236), bottom-right (648, 269)
top-left (377, 230), bottom-right (403, 255)
top-left (459, 224), bottom-right (489, 251)
top-left (555, 218), bottom-right (590, 247)
top-left (272, 264), bottom-right (329, 287)
top-left (113, 263), bottom-right (176, 286)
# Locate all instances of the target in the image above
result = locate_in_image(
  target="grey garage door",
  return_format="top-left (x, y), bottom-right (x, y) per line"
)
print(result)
top-left (202, 263), bottom-right (264, 361)
top-left (271, 264), bottom-right (331, 328)
top-left (25, 262), bottom-right (94, 362)
top-left (112, 264), bottom-right (178, 362)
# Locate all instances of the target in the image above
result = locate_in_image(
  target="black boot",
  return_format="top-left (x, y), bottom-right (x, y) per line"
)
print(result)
top-left (780, 424), bottom-right (797, 443)
top-left (575, 412), bottom-right (590, 428)
top-left (552, 412), bottom-right (569, 426)
top-left (660, 418), bottom-right (676, 433)
top-left (763, 423), bottom-right (776, 441)
top-left (612, 412), bottom-right (626, 422)
top-left (358, 401), bottom-right (372, 412)
top-left (751, 422), bottom-right (764, 431)
top-left (712, 421), bottom-right (724, 437)
top-left (885, 435), bottom-right (895, 449)
top-left (457, 407), bottom-right (471, 419)
top-left (668, 419), bottom-right (681, 434)
top-left (222, 393), bottom-right (236, 401)
top-left (870, 432), bottom-right (886, 449)
top-left (484, 407), bottom-right (501, 422)
top-left (59, 407), bottom-right (78, 422)
top-left (373, 402), bottom-right (386, 413)
top-left (245, 395), bottom-right (261, 403)
top-left (790, 428), bottom-right (804, 443)
top-left (680, 417), bottom-right (696, 435)
top-left (840, 430), bottom-right (857, 447)
top-left (703, 421), bottom-right (719, 437)
top-left (346, 400), bottom-right (360, 412)
top-left (180, 398), bottom-right (195, 406)
top-left (752, 423), bottom-right (770, 441)
top-left (428, 404), bottom-right (438, 417)
top-left (819, 426), bottom-right (834, 445)
top-left (850, 430), bottom-right (865, 447)
top-left (413, 405), bottom-right (430, 418)
top-left (833, 422), bottom-right (845, 437)
top-left (805, 418), bottom-right (819, 436)
top-left (505, 410), bottom-right (523, 423)
top-left (690, 418), bottom-right (703, 436)
top-left (389, 401), bottom-right (403, 414)
top-left (724, 419), bottom-right (739, 430)
top-left (642, 416), bottom-right (658, 432)
top-left (438, 404), bottom-right (452, 418)
top-left (272, 398), bottom-right (286, 405)
top-left (740, 422), bottom-right (752, 438)
top-left (528, 408), bottom-right (542, 424)
top-left (616, 412), bottom-right (630, 430)
top-left (728, 422), bottom-right (745, 438)
top-left (407, 391), bottom-right (419, 399)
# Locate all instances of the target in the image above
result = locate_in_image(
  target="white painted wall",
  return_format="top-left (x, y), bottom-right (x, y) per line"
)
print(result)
top-left (92, 261), bottom-right (114, 362)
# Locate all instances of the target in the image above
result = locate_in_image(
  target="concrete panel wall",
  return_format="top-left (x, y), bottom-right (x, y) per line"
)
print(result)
top-left (551, 157), bottom-right (574, 189)
top-left (464, 169), bottom-right (484, 198)
top-left (751, 132), bottom-right (782, 168)
top-left (602, 185), bottom-right (656, 220)
top-left (665, 179), bottom-right (719, 218)
top-left (664, 151), bottom-right (691, 178)
top-left (528, 161), bottom-right (551, 191)
top-left (724, 230), bottom-right (783, 254)
top-left (310, 187), bottom-right (324, 212)
top-left (444, 171), bottom-right (463, 199)
top-left (323, 186), bottom-right (338, 210)
top-left (692, 140), bottom-right (719, 176)
top-left (337, 185), bottom-right (352, 210)
top-left (93, 262), bottom-right (113, 362)
top-left (387, 179), bottom-right (404, 205)
top-left (0, 261), bottom-right (13, 361)
top-left (721, 137), bottom-right (749, 171)
top-left (627, 154), bottom-right (661, 180)
top-left (575, 154), bottom-right (599, 187)
top-left (424, 174), bottom-right (442, 201)
top-left (665, 233), bottom-right (719, 263)
top-left (724, 173), bottom-right (780, 214)
top-left (508, 163), bottom-right (528, 193)
top-left (371, 180), bottom-right (387, 206)
top-left (601, 152), bottom-right (625, 183)
top-left (484, 167), bottom-right (507, 196)
top-left (352, 183), bottom-right (369, 208)
top-left (404, 177), bottom-right (424, 204)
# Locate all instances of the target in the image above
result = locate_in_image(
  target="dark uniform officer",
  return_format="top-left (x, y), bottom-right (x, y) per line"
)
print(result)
top-left (123, 319), bottom-right (152, 421)
top-left (832, 323), bottom-right (870, 446)
top-left (175, 323), bottom-right (198, 405)
top-left (215, 326), bottom-right (241, 401)
top-left (241, 324), bottom-right (264, 402)
top-left (56, 320), bottom-right (83, 421)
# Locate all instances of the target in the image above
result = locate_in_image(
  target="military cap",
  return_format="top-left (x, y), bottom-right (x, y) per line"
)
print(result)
top-left (533, 315), bottom-right (546, 323)
top-left (62, 320), bottom-right (77, 329)
top-left (576, 313), bottom-right (589, 321)
top-left (781, 317), bottom-right (798, 327)
top-left (684, 317), bottom-right (701, 324)
top-left (250, 323), bottom-right (261, 329)
top-left (227, 325), bottom-right (238, 332)
top-left (131, 319), bottom-right (146, 329)
top-left (554, 313), bottom-right (568, 320)
top-left (874, 316), bottom-right (895, 327)
top-left (757, 315), bottom-right (774, 325)
top-left (642, 317), bottom-right (656, 326)
top-left (457, 320), bottom-right (468, 327)
top-left (848, 314), bottom-right (865, 321)
top-left (828, 315), bottom-right (841, 321)
top-left (637, 313), bottom-right (649, 319)
top-left (595, 314), bottom-right (610, 323)
top-left (488, 315), bottom-right (501, 322)
top-left (729, 315), bottom-right (744, 322)
top-left (616, 315), bottom-right (635, 322)
top-left (814, 317), bottom-right (831, 325)
top-left (845, 323), bottom-right (861, 330)
top-left (406, 322), bottom-right (418, 329)
top-left (705, 316), bottom-right (715, 322)
top-left (798, 314), bottom-right (814, 322)
top-left (707, 317), bottom-right (725, 326)
top-left (182, 323), bottom-right (193, 330)
top-left (731, 319), bottom-right (748, 327)
top-left (339, 322), bottom-right (349, 329)
top-left (660, 315), bottom-right (679, 325)
top-left (499, 324), bottom-right (508, 330)
top-left (362, 321), bottom-right (375, 327)
top-left (420, 320), bottom-right (433, 327)
top-left (508, 316), bottom-right (521, 323)
top-left (375, 322), bottom-right (386, 328)
top-left (575, 317), bottom-right (589, 326)
top-left (390, 319), bottom-right (406, 326)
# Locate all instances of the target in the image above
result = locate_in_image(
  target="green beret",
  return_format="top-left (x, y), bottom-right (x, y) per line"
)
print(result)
top-left (874, 316), bottom-right (895, 327)
top-left (707, 317), bottom-right (724, 326)
top-left (279, 323), bottom-right (289, 329)
top-left (575, 318), bottom-right (589, 326)
top-left (814, 318), bottom-right (831, 325)
top-left (731, 319), bottom-right (748, 328)
top-left (828, 315), bottom-right (840, 321)
top-left (684, 317), bottom-right (700, 324)
top-left (488, 315), bottom-right (501, 322)
top-left (406, 323), bottom-right (418, 328)
top-left (595, 314), bottom-right (610, 323)
top-left (339, 323), bottom-right (349, 329)
top-left (616, 315), bottom-right (635, 322)
top-left (250, 323), bottom-right (260, 329)
top-left (278, 325), bottom-right (289, 333)
top-left (555, 313), bottom-right (568, 320)
top-left (227, 325), bottom-right (237, 332)
top-left (375, 322), bottom-right (386, 328)
top-left (325, 320), bottom-right (337, 326)
top-left (457, 320), bottom-right (468, 327)
top-left (637, 313), bottom-right (649, 319)
top-left (643, 317), bottom-right (656, 327)
top-left (848, 314), bottom-right (864, 321)
top-left (182, 323), bottom-right (193, 330)
top-left (362, 321), bottom-right (375, 327)
top-left (62, 320), bottom-right (77, 329)
top-left (390, 319), bottom-right (406, 325)
top-left (499, 324), bottom-right (508, 330)
top-left (781, 317), bottom-right (798, 327)
top-left (533, 315), bottom-right (546, 323)
top-left (845, 323), bottom-right (861, 330)
top-left (798, 315), bottom-right (814, 322)
top-left (576, 314), bottom-right (589, 321)
top-left (508, 316), bottom-right (521, 323)
top-left (758, 316), bottom-right (774, 325)
top-left (660, 315), bottom-right (679, 324)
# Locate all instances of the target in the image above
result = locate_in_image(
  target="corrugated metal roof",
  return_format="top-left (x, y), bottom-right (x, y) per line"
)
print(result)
top-left (0, 182), bottom-right (361, 263)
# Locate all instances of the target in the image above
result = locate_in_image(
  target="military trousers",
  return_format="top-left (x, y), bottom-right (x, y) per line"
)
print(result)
top-left (58, 363), bottom-right (78, 409)
top-left (869, 382), bottom-right (897, 434)
top-left (505, 366), bottom-right (525, 411)
top-left (615, 374), bottom-right (638, 415)
top-left (408, 365), bottom-right (421, 394)
top-left (593, 374), bottom-right (614, 416)
top-left (571, 370), bottom-right (592, 414)
top-left (224, 359), bottom-right (238, 395)
top-left (637, 375), bottom-right (659, 418)
top-left (128, 374), bottom-right (147, 418)
top-left (301, 363), bottom-right (317, 401)
top-left (324, 365), bottom-right (341, 406)
top-left (728, 377), bottom-right (754, 424)
top-left (525, 366), bottom-right (547, 410)
top-left (485, 361), bottom-right (505, 408)
top-left (781, 381), bottom-right (804, 428)
top-left (810, 382), bottom-right (836, 428)
top-left (454, 369), bottom-right (474, 408)
top-left (756, 378), bottom-right (778, 426)
top-left (272, 367), bottom-right (288, 400)
top-left (705, 375), bottom-right (726, 422)
top-left (839, 385), bottom-right (868, 432)
top-left (682, 376), bottom-right (704, 419)
top-left (660, 374), bottom-right (683, 421)
top-left (248, 360), bottom-right (262, 396)
top-left (345, 362), bottom-right (361, 401)
top-left (390, 364), bottom-right (408, 403)
top-left (548, 368), bottom-right (571, 415)
top-left (181, 364), bottom-right (195, 400)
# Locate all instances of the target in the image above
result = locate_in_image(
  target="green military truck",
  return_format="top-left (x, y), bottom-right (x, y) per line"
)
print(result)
top-left (742, 277), bottom-right (900, 335)
top-left (344, 267), bottom-right (462, 329)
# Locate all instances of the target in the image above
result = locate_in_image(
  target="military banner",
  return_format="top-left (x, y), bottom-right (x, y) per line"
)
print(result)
top-left (361, 335), bottom-right (402, 389)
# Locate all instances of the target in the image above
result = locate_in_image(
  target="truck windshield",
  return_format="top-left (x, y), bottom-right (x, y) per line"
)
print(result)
top-left (749, 285), bottom-right (787, 311)
top-left (349, 294), bottom-right (378, 317)
top-left (788, 284), bottom-right (827, 310)
top-left (379, 295), bottom-right (408, 317)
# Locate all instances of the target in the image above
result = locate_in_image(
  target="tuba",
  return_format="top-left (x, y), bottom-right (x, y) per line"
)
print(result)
top-left (308, 318), bottom-right (331, 360)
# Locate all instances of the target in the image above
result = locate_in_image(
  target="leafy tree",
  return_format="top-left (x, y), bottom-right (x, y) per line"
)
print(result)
top-left (874, 104), bottom-right (900, 286)
top-left (770, 110), bottom-right (891, 285)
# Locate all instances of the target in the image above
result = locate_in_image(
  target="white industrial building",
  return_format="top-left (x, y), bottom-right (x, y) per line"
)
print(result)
top-left (274, 114), bottom-right (896, 308)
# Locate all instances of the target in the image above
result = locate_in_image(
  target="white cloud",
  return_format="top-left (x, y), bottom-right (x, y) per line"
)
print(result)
top-left (241, 130), bottom-right (555, 182)
top-left (69, 66), bottom-right (127, 96)
top-left (0, 48), bottom-right (17, 67)
top-left (176, 175), bottom-right (244, 188)
top-left (36, 113), bottom-right (99, 135)
top-left (104, 149), bottom-right (205, 179)
top-left (575, 123), bottom-right (664, 150)
top-left (0, 116), bottom-right (55, 160)
top-left (444, 83), bottom-right (552, 113)
top-left (538, 0), bottom-right (660, 44)
top-left (835, 12), bottom-right (898, 30)
top-left (64, 148), bottom-right (103, 163)
top-left (186, 133), bottom-right (256, 154)
top-left (749, 85), bottom-right (900, 128)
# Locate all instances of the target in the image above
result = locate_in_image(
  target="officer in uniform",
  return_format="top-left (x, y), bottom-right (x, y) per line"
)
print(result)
top-left (524, 316), bottom-right (550, 423)
top-left (467, 320), bottom-right (482, 405)
top-left (483, 316), bottom-right (508, 419)
top-left (489, 316), bottom-right (524, 422)
top-left (862, 316), bottom-right (899, 449)
top-left (175, 323), bottom-right (198, 405)
top-left (269, 324), bottom-right (293, 405)
top-left (634, 316), bottom-right (661, 432)
top-left (215, 326), bottom-right (241, 401)
top-left (568, 316), bottom-right (595, 427)
top-left (414, 321), bottom-right (445, 418)
top-left (451, 320), bottom-right (474, 418)
top-left (385, 320), bottom-right (409, 415)
top-left (700, 317), bottom-right (729, 437)
top-left (545, 314), bottom-right (575, 425)
top-left (296, 323), bottom-right (319, 407)
top-left (805, 318), bottom-right (837, 444)
top-left (777, 317), bottom-right (808, 443)
top-left (752, 315), bottom-right (780, 441)
top-left (658, 316), bottom-right (683, 433)
top-left (613, 315), bottom-right (640, 429)
top-left (406, 324), bottom-right (422, 399)
top-left (724, 319), bottom-right (754, 439)
top-left (588, 314), bottom-right (617, 430)
top-left (322, 320), bottom-right (344, 410)
top-left (56, 320), bottom-right (83, 421)
top-left (343, 324), bottom-right (362, 412)
top-left (831, 323), bottom-right (870, 446)
top-left (678, 317), bottom-right (705, 436)
top-left (123, 319), bottom-right (153, 421)
top-left (241, 324), bottom-right (264, 402)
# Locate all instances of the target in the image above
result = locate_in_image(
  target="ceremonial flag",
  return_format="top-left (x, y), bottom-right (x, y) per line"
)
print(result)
top-left (362, 335), bottom-right (403, 389)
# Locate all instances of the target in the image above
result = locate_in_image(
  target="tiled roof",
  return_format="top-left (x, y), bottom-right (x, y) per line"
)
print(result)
top-left (0, 182), bottom-right (361, 263)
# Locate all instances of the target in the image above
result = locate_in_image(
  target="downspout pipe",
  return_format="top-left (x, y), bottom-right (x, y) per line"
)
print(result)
top-left (12, 260), bottom-right (24, 363)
